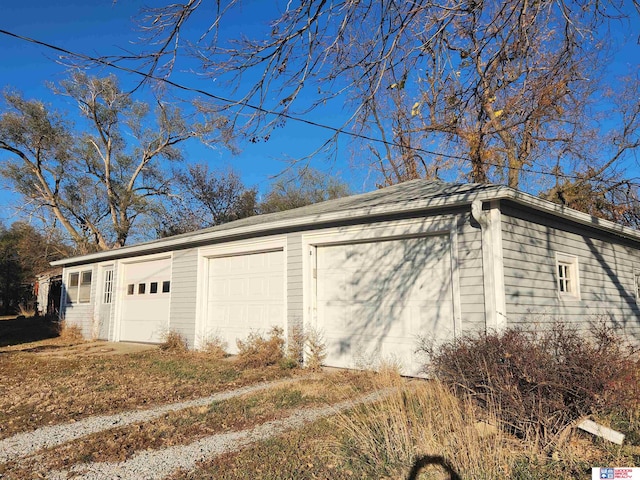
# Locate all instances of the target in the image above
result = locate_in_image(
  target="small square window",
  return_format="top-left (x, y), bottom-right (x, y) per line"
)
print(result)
top-left (138, 283), bottom-right (146, 295)
top-left (150, 282), bottom-right (158, 294)
top-left (555, 253), bottom-right (580, 299)
top-left (162, 281), bottom-right (171, 293)
top-left (127, 284), bottom-right (135, 295)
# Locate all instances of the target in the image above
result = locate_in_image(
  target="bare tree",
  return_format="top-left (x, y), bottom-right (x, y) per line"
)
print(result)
top-left (0, 72), bottom-right (232, 252)
top-left (158, 165), bottom-right (257, 236)
top-left (133, 0), bottom-right (638, 191)
top-left (259, 166), bottom-right (350, 213)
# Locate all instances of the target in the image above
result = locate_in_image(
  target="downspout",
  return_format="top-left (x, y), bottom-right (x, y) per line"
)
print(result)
top-left (471, 200), bottom-right (507, 332)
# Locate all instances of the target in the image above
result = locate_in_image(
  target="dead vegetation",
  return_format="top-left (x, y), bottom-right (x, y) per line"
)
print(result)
top-left (235, 326), bottom-right (286, 369)
top-left (0, 345), bottom-right (298, 441)
top-left (1, 322), bottom-right (638, 479)
top-left (159, 330), bottom-right (189, 353)
top-left (423, 323), bottom-right (640, 451)
top-left (4, 373), bottom-right (373, 478)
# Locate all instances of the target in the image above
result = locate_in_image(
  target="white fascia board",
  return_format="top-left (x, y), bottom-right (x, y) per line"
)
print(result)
top-left (503, 190), bottom-right (640, 243)
top-left (51, 184), bottom-right (640, 267)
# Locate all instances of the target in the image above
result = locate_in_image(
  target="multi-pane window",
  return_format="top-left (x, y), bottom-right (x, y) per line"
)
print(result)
top-left (555, 254), bottom-right (580, 299)
top-left (103, 269), bottom-right (113, 304)
top-left (67, 270), bottom-right (92, 304)
top-left (557, 263), bottom-right (571, 293)
top-left (635, 273), bottom-right (640, 303)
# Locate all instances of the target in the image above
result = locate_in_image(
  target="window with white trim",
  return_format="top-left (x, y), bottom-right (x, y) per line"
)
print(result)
top-left (634, 272), bottom-right (640, 303)
top-left (555, 253), bottom-right (580, 299)
top-left (67, 270), bottom-right (92, 304)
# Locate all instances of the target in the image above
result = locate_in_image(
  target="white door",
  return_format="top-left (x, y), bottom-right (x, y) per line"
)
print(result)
top-left (315, 235), bottom-right (454, 376)
top-left (120, 257), bottom-right (172, 343)
top-left (206, 250), bottom-right (285, 354)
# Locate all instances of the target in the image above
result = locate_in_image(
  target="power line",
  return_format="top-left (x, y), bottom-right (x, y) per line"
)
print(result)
top-left (0, 27), bottom-right (636, 188)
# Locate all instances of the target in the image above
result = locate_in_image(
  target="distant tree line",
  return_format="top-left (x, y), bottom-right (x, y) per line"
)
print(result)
top-left (0, 223), bottom-right (71, 315)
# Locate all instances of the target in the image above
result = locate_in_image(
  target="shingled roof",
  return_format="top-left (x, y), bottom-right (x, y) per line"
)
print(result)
top-left (52, 179), bottom-right (640, 267)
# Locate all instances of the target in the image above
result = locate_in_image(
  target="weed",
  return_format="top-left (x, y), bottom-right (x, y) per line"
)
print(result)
top-left (235, 326), bottom-right (285, 368)
top-left (286, 324), bottom-right (305, 367)
top-left (200, 334), bottom-right (228, 359)
top-left (160, 330), bottom-right (188, 353)
top-left (17, 304), bottom-right (36, 317)
top-left (304, 327), bottom-right (326, 371)
top-left (55, 320), bottom-right (84, 342)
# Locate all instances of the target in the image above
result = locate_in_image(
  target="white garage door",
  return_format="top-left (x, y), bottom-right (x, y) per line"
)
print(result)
top-left (120, 257), bottom-right (172, 343)
top-left (316, 235), bottom-right (454, 376)
top-left (206, 250), bottom-right (285, 354)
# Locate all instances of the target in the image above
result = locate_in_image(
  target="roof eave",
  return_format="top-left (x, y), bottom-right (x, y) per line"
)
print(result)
top-left (51, 184), bottom-right (640, 267)
top-left (51, 191), bottom-right (492, 267)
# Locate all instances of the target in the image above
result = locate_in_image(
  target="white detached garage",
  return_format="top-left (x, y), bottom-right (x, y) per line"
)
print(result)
top-left (53, 179), bottom-right (640, 375)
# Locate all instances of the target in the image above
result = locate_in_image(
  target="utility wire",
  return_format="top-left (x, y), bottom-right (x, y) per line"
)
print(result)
top-left (0, 27), bottom-right (637, 188)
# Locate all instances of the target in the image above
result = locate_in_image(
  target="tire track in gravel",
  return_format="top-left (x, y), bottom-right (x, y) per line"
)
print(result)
top-left (46, 389), bottom-right (391, 480)
top-left (0, 377), bottom-right (307, 464)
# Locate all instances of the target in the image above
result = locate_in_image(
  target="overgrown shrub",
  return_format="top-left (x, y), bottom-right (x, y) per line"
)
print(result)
top-left (424, 323), bottom-right (639, 450)
top-left (236, 326), bottom-right (285, 368)
top-left (160, 330), bottom-right (188, 353)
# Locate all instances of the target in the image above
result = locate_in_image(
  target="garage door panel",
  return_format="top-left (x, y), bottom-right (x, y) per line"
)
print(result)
top-left (120, 258), bottom-right (171, 343)
top-left (206, 250), bottom-right (285, 354)
top-left (316, 235), bottom-right (453, 375)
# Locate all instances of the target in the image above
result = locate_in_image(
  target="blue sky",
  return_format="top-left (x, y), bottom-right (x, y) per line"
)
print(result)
top-left (0, 0), bottom-right (360, 225)
top-left (0, 1), bottom-right (638, 227)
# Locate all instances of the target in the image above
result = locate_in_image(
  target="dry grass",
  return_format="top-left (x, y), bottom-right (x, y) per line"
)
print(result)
top-left (2, 327), bottom-right (638, 480)
top-left (16, 304), bottom-right (35, 318)
top-left (0, 347), bottom-right (298, 441)
top-left (4, 372), bottom-right (374, 478)
top-left (333, 373), bottom-right (510, 479)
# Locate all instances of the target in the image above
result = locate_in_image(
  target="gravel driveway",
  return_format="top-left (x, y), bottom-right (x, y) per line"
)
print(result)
top-left (3, 376), bottom-right (389, 479)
